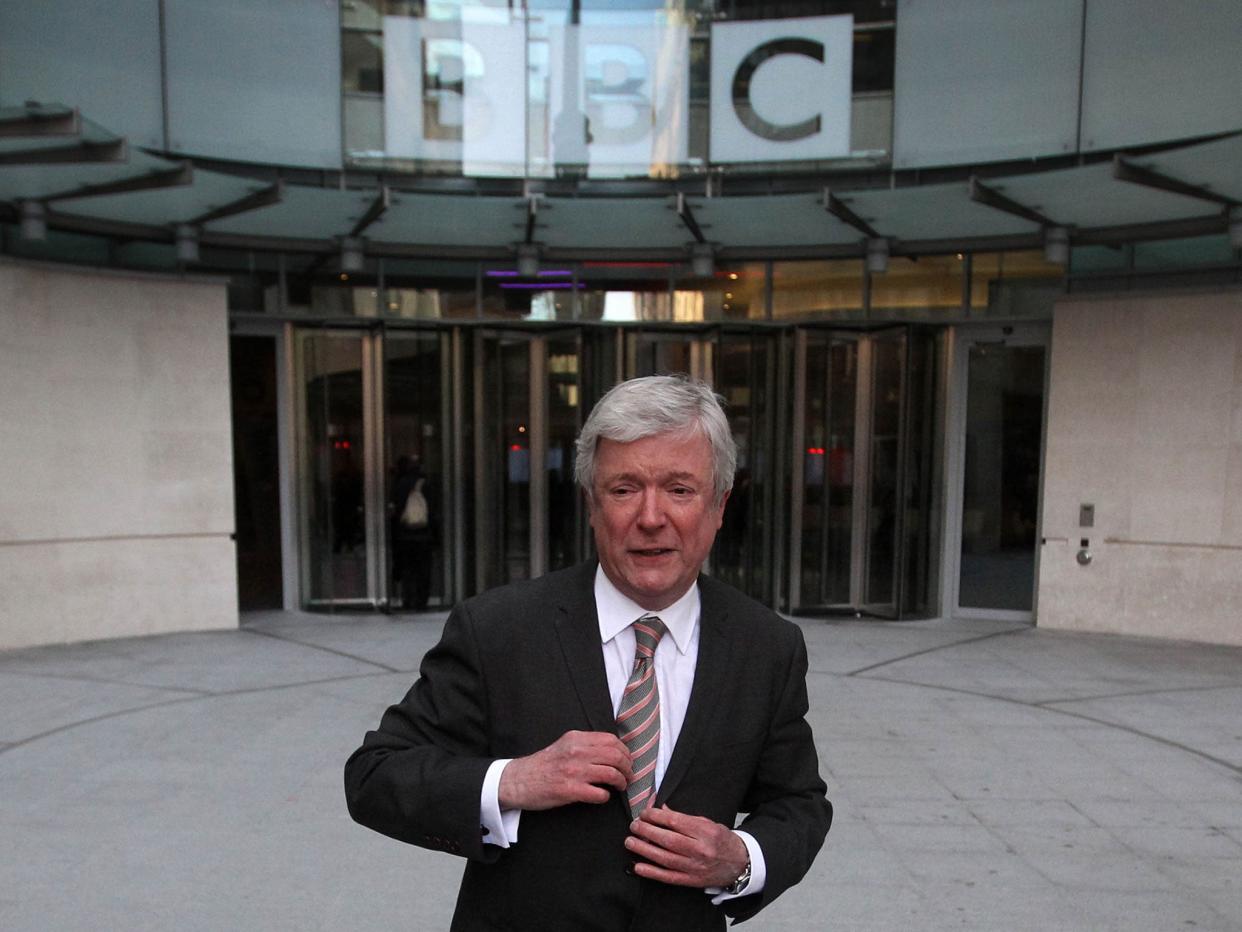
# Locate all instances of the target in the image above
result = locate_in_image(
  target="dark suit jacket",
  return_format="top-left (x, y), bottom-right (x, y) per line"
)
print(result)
top-left (344, 562), bottom-right (831, 931)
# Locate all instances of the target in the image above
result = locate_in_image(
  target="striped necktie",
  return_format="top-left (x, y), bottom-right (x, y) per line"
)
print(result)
top-left (616, 614), bottom-right (667, 817)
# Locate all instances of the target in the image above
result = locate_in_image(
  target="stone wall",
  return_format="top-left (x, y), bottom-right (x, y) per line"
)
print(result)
top-left (0, 261), bottom-right (237, 649)
top-left (1038, 289), bottom-right (1242, 646)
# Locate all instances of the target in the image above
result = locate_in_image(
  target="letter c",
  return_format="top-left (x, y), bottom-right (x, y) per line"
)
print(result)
top-left (731, 38), bottom-right (825, 142)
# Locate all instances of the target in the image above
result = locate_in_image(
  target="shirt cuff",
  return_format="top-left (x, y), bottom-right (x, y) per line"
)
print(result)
top-left (706, 830), bottom-right (766, 904)
top-left (480, 759), bottom-right (521, 847)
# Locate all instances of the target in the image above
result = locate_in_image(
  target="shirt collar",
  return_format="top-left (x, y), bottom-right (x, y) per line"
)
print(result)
top-left (594, 565), bottom-right (699, 655)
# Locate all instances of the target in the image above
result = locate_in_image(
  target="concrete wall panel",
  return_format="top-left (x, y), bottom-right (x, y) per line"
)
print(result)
top-left (1039, 290), bottom-right (1242, 646)
top-left (0, 261), bottom-right (237, 649)
top-left (0, 538), bottom-right (236, 650)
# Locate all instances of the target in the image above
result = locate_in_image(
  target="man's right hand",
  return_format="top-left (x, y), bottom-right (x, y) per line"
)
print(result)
top-left (498, 730), bottom-right (633, 811)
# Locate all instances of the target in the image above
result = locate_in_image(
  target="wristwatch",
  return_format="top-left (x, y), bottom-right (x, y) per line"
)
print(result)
top-left (723, 858), bottom-right (752, 896)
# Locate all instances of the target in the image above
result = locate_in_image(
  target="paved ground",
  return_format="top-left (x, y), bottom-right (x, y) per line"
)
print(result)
top-left (1, 611), bottom-right (1240, 931)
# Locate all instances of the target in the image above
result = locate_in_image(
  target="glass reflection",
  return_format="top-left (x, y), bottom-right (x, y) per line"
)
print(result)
top-left (385, 332), bottom-right (445, 610)
top-left (303, 335), bottom-right (368, 605)
top-left (772, 259), bottom-right (864, 319)
top-left (547, 337), bottom-right (583, 571)
top-left (800, 335), bottom-right (856, 608)
top-left (864, 332), bottom-right (903, 609)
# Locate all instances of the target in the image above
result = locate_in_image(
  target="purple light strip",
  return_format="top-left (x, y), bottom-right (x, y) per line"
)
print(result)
top-left (498, 282), bottom-right (584, 290)
top-left (485, 269), bottom-right (574, 278)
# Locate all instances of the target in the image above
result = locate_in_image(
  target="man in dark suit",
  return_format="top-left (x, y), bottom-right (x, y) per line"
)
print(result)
top-left (345, 376), bottom-right (831, 930)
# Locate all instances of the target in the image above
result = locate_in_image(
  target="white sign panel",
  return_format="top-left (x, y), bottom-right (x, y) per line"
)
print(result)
top-left (383, 17), bottom-right (526, 174)
top-left (546, 24), bottom-right (690, 177)
top-left (709, 15), bottom-right (853, 163)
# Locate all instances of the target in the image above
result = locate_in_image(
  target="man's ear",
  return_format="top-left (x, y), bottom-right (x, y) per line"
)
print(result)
top-left (716, 489), bottom-right (732, 525)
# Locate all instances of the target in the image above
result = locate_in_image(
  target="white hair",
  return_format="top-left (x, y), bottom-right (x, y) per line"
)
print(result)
top-left (574, 375), bottom-right (736, 505)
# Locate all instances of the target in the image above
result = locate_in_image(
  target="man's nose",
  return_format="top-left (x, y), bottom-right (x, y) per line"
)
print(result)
top-left (635, 489), bottom-right (667, 528)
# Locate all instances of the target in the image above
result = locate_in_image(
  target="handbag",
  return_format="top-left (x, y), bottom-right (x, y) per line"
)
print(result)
top-left (400, 478), bottom-right (429, 529)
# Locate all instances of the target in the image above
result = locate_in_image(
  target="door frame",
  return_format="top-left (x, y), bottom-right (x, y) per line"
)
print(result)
top-left (229, 319), bottom-right (299, 612)
top-left (294, 326), bottom-right (386, 610)
top-left (941, 323), bottom-right (1052, 623)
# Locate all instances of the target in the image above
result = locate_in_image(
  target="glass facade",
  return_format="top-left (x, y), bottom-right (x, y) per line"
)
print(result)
top-left (340, 1), bottom-right (895, 178)
top-left (244, 249), bottom-right (1063, 324)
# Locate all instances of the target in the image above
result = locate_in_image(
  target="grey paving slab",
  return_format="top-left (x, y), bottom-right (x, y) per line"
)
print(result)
top-left (0, 627), bottom-right (381, 693)
top-left (0, 614), bottom-right (1240, 931)
top-left (862, 625), bottom-right (1242, 705)
top-left (797, 616), bottom-right (1028, 676)
top-left (0, 671), bottom-right (193, 744)
top-left (1049, 684), bottom-right (1242, 768)
top-left (244, 609), bottom-right (449, 673)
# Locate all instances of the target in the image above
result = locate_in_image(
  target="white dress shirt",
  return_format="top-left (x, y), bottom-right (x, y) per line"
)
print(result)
top-left (478, 568), bottom-right (766, 902)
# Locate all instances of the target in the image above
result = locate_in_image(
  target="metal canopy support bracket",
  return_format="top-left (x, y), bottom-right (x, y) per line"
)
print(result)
top-left (523, 194), bottom-right (539, 244)
top-left (968, 176), bottom-right (1055, 227)
top-left (349, 185), bottom-right (391, 239)
top-left (676, 192), bottom-right (707, 244)
top-left (1112, 154), bottom-right (1240, 208)
top-left (191, 180), bottom-right (284, 226)
top-left (823, 188), bottom-right (880, 239)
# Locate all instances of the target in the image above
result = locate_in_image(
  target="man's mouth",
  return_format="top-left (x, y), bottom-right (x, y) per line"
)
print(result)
top-left (631, 548), bottom-right (674, 557)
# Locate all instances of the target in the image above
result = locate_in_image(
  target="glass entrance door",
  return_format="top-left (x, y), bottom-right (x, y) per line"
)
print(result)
top-left (792, 330), bottom-right (860, 612)
top-left (951, 327), bottom-right (1048, 618)
top-left (473, 329), bottom-right (587, 593)
top-left (298, 327), bottom-right (455, 612)
top-left (789, 326), bottom-right (939, 617)
top-left (298, 331), bottom-right (377, 608)
top-left (384, 330), bottom-right (451, 611)
top-left (712, 329), bottom-right (779, 604)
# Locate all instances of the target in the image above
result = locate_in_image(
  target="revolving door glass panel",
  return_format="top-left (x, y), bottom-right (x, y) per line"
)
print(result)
top-left (798, 334), bottom-right (857, 610)
top-left (476, 333), bottom-right (533, 590)
top-left (863, 330), bottom-right (906, 615)
top-left (713, 330), bottom-right (777, 603)
top-left (547, 334), bottom-right (585, 573)
top-left (385, 331), bottom-right (448, 611)
top-left (301, 334), bottom-right (369, 606)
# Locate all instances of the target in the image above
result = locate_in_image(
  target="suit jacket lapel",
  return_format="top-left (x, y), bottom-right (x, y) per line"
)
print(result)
top-left (552, 563), bottom-right (615, 733)
top-left (656, 574), bottom-right (734, 806)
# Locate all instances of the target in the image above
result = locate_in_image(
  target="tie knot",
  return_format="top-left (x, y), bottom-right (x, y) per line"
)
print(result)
top-left (632, 615), bottom-right (666, 657)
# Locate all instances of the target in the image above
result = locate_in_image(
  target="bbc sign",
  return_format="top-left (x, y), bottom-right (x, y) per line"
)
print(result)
top-left (383, 15), bottom-right (853, 176)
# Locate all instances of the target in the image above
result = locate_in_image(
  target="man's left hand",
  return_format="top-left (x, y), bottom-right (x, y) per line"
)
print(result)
top-left (624, 804), bottom-right (748, 888)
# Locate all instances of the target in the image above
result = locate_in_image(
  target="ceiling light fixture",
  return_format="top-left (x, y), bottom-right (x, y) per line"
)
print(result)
top-left (20, 200), bottom-right (47, 241)
top-left (175, 224), bottom-right (199, 263)
top-left (690, 243), bottom-right (714, 277)
top-left (516, 243), bottom-right (540, 277)
top-left (866, 237), bottom-right (889, 274)
top-left (1043, 226), bottom-right (1069, 265)
top-left (340, 237), bottom-right (364, 273)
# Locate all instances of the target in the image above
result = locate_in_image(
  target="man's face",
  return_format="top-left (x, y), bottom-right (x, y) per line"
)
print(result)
top-left (589, 429), bottom-right (729, 612)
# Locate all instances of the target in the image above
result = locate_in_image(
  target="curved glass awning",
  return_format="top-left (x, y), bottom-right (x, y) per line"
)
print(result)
top-left (2, 103), bottom-right (1239, 271)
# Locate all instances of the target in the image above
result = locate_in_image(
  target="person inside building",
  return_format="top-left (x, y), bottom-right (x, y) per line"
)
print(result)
top-left (390, 454), bottom-right (435, 611)
top-left (344, 375), bottom-right (831, 930)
